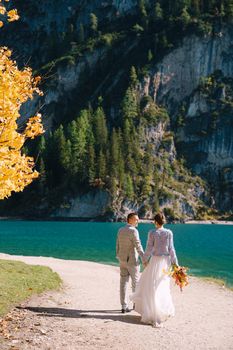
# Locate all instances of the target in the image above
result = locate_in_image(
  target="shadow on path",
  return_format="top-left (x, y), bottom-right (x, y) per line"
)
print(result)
top-left (17, 306), bottom-right (144, 325)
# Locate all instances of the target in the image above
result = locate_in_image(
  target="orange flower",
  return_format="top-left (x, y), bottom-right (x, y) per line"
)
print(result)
top-left (164, 264), bottom-right (189, 292)
top-left (171, 265), bottom-right (189, 291)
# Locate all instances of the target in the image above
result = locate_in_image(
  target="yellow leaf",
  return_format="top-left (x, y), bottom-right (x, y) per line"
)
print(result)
top-left (0, 5), bottom-right (6, 15)
top-left (7, 9), bottom-right (19, 22)
top-left (0, 45), bottom-right (44, 199)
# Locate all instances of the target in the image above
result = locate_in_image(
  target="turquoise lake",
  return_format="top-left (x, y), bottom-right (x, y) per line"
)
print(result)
top-left (0, 221), bottom-right (233, 287)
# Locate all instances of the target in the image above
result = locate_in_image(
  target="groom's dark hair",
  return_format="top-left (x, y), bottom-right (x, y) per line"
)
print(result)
top-left (127, 212), bottom-right (138, 222)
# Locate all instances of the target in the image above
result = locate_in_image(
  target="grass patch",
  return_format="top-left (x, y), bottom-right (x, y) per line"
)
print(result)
top-left (190, 274), bottom-right (233, 291)
top-left (200, 276), bottom-right (226, 287)
top-left (0, 260), bottom-right (62, 316)
top-left (201, 277), bottom-right (233, 291)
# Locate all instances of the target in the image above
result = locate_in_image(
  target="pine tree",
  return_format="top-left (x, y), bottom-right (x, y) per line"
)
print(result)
top-left (45, 125), bottom-right (68, 186)
top-left (124, 174), bottom-right (134, 200)
top-left (64, 140), bottom-right (72, 172)
top-left (98, 150), bottom-right (107, 180)
top-left (90, 13), bottom-right (98, 34)
top-left (122, 118), bottom-right (133, 157)
top-left (67, 120), bottom-right (79, 176)
top-left (126, 154), bottom-right (137, 175)
top-left (76, 112), bottom-right (90, 159)
top-left (153, 169), bottom-right (160, 210)
top-left (152, 193), bottom-right (159, 212)
top-left (224, 0), bottom-right (233, 18)
top-left (87, 143), bottom-right (96, 183)
top-left (148, 49), bottom-right (153, 62)
top-left (109, 128), bottom-right (119, 178)
top-left (109, 128), bottom-right (125, 187)
top-left (93, 107), bottom-right (108, 152)
top-left (66, 110), bottom-right (92, 181)
top-left (85, 125), bottom-right (96, 183)
top-left (143, 144), bottom-right (154, 176)
top-left (172, 0), bottom-right (191, 15)
top-left (138, 0), bottom-right (148, 28)
top-left (108, 177), bottom-right (118, 197)
top-left (180, 7), bottom-right (191, 25)
top-left (37, 135), bottom-right (46, 156)
top-left (122, 67), bottom-right (140, 122)
top-left (130, 66), bottom-right (139, 88)
top-left (117, 129), bottom-right (125, 187)
top-left (131, 125), bottom-right (142, 170)
top-left (159, 33), bottom-right (169, 50)
top-left (160, 158), bottom-right (172, 190)
top-left (37, 157), bottom-right (47, 195)
top-left (122, 87), bottom-right (138, 120)
top-left (61, 139), bottom-right (72, 173)
top-left (141, 176), bottom-right (152, 198)
top-left (139, 0), bottom-right (147, 17)
top-left (153, 2), bottom-right (163, 21)
top-left (54, 125), bottom-right (69, 174)
top-left (220, 3), bottom-right (225, 16)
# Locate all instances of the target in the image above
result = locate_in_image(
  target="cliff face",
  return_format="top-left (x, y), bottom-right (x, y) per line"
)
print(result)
top-left (52, 190), bottom-right (111, 218)
top-left (144, 26), bottom-right (233, 109)
top-left (143, 26), bottom-right (233, 211)
top-left (1, 0), bottom-right (138, 65)
top-left (175, 88), bottom-right (233, 211)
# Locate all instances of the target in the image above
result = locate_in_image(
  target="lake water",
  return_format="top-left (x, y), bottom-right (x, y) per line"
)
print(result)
top-left (0, 221), bottom-right (233, 287)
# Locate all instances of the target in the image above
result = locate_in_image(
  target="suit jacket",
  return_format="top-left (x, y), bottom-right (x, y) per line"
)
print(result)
top-left (116, 224), bottom-right (144, 266)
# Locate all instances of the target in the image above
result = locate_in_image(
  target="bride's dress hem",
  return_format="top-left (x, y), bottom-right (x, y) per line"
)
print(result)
top-left (130, 255), bottom-right (175, 325)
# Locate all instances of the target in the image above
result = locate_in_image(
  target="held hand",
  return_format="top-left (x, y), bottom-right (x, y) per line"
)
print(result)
top-left (143, 261), bottom-right (148, 269)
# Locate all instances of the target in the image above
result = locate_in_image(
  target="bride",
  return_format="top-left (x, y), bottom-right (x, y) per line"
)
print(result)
top-left (130, 212), bottom-right (178, 328)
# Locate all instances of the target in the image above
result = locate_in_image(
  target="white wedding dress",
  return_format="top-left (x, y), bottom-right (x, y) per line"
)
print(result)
top-left (130, 255), bottom-right (175, 325)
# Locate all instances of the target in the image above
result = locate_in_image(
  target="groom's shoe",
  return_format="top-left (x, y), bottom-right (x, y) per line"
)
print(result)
top-left (121, 307), bottom-right (131, 314)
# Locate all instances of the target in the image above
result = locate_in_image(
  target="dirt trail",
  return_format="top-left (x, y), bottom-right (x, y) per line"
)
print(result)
top-left (0, 253), bottom-right (233, 350)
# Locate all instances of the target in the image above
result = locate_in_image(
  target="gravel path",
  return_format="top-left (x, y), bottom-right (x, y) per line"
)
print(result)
top-left (0, 253), bottom-right (233, 350)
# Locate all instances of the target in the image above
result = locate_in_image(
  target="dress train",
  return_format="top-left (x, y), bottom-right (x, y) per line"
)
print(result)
top-left (130, 255), bottom-right (175, 325)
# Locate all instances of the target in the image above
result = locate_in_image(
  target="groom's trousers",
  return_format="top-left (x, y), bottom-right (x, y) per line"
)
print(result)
top-left (120, 262), bottom-right (140, 309)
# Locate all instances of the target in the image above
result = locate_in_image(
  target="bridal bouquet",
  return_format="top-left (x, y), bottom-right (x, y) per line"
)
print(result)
top-left (164, 264), bottom-right (189, 291)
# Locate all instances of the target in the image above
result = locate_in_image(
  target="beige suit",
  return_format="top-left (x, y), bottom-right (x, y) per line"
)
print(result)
top-left (116, 224), bottom-right (144, 309)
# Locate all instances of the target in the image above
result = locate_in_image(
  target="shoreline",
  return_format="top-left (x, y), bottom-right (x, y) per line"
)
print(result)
top-left (184, 220), bottom-right (233, 225)
top-left (0, 216), bottom-right (233, 225)
top-left (0, 252), bottom-right (232, 292)
top-left (0, 252), bottom-right (232, 290)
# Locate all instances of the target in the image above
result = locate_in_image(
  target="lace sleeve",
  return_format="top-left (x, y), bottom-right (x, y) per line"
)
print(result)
top-left (168, 231), bottom-right (178, 265)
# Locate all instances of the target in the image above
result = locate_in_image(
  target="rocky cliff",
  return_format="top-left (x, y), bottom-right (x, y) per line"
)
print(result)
top-left (142, 27), bottom-right (233, 211)
top-left (1, 0), bottom-right (138, 66)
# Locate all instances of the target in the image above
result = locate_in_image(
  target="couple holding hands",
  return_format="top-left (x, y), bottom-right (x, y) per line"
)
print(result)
top-left (116, 211), bottom-right (178, 328)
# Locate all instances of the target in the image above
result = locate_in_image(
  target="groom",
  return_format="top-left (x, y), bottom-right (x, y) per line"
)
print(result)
top-left (116, 212), bottom-right (144, 313)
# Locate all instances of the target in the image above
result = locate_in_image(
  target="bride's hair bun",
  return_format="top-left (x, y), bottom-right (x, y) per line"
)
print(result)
top-left (154, 212), bottom-right (166, 225)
